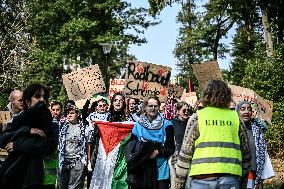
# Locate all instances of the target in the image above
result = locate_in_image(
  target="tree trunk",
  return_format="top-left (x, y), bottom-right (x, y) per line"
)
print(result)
top-left (261, 8), bottom-right (274, 57)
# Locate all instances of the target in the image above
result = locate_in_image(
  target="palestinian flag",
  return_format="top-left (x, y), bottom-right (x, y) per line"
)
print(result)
top-left (89, 121), bottom-right (134, 189)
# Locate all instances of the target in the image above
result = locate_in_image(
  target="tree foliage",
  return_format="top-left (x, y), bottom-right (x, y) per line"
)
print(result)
top-left (174, 0), bottom-right (235, 92)
top-left (174, 0), bottom-right (284, 156)
top-left (0, 0), bottom-right (159, 108)
top-left (21, 0), bottom-right (158, 101)
top-left (0, 1), bottom-right (30, 91)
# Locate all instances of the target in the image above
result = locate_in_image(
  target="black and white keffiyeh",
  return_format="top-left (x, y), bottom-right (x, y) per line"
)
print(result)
top-left (138, 113), bottom-right (164, 130)
top-left (251, 120), bottom-right (267, 184)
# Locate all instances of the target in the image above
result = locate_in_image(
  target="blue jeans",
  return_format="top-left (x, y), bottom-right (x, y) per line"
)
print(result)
top-left (190, 176), bottom-right (240, 189)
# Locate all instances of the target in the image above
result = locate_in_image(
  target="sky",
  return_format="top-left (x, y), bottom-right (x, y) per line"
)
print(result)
top-left (127, 1), bottom-right (233, 77)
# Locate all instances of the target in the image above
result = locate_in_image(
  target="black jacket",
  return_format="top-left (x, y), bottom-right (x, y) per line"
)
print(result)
top-left (125, 134), bottom-right (159, 189)
top-left (171, 117), bottom-right (188, 152)
top-left (0, 102), bottom-right (58, 189)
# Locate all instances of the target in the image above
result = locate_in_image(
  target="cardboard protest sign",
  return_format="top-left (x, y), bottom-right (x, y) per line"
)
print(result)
top-left (0, 111), bottom-right (10, 125)
top-left (229, 84), bottom-right (273, 123)
top-left (109, 79), bottom-right (125, 99)
top-left (62, 65), bottom-right (105, 101)
top-left (168, 85), bottom-right (184, 98)
top-left (192, 61), bottom-right (223, 91)
top-left (125, 61), bottom-right (171, 102)
top-left (181, 91), bottom-right (198, 106)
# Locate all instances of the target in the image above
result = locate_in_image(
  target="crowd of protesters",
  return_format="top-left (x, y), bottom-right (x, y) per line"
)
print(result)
top-left (0, 80), bottom-right (275, 189)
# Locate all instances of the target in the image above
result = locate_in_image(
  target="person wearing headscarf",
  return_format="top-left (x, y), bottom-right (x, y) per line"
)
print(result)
top-left (237, 101), bottom-right (271, 188)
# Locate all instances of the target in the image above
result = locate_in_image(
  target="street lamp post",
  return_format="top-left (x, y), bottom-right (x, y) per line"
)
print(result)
top-left (100, 43), bottom-right (112, 94)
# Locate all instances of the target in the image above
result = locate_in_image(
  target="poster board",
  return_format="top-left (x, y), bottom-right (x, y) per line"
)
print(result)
top-left (181, 91), bottom-right (198, 107)
top-left (229, 84), bottom-right (273, 123)
top-left (0, 111), bottom-right (10, 125)
top-left (108, 79), bottom-right (125, 99)
top-left (192, 61), bottom-right (223, 91)
top-left (62, 65), bottom-right (105, 101)
top-left (125, 61), bottom-right (171, 102)
top-left (168, 84), bottom-right (184, 98)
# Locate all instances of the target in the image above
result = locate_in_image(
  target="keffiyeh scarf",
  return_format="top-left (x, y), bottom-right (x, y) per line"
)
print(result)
top-left (251, 120), bottom-right (267, 184)
top-left (58, 120), bottom-right (87, 172)
top-left (138, 113), bottom-right (164, 130)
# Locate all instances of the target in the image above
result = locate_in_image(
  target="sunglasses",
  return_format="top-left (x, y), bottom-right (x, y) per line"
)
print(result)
top-left (98, 104), bottom-right (107, 108)
top-left (230, 108), bottom-right (235, 110)
top-left (182, 109), bottom-right (190, 113)
top-left (114, 99), bottom-right (124, 103)
top-left (34, 93), bottom-right (45, 99)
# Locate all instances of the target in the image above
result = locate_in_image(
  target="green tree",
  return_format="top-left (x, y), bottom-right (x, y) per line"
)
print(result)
top-left (174, 0), bottom-right (199, 90)
top-left (174, 0), bottom-right (235, 91)
top-left (0, 0), bottom-right (31, 108)
top-left (242, 43), bottom-right (284, 155)
top-left (23, 0), bottom-right (158, 101)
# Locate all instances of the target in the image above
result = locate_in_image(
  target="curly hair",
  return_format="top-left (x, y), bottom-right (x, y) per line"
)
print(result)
top-left (202, 80), bottom-right (231, 109)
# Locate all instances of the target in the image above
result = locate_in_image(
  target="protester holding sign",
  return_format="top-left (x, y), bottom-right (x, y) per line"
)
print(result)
top-left (126, 96), bottom-right (175, 189)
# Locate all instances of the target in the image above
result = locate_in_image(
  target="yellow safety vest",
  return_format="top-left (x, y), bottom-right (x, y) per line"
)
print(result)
top-left (189, 107), bottom-right (242, 176)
